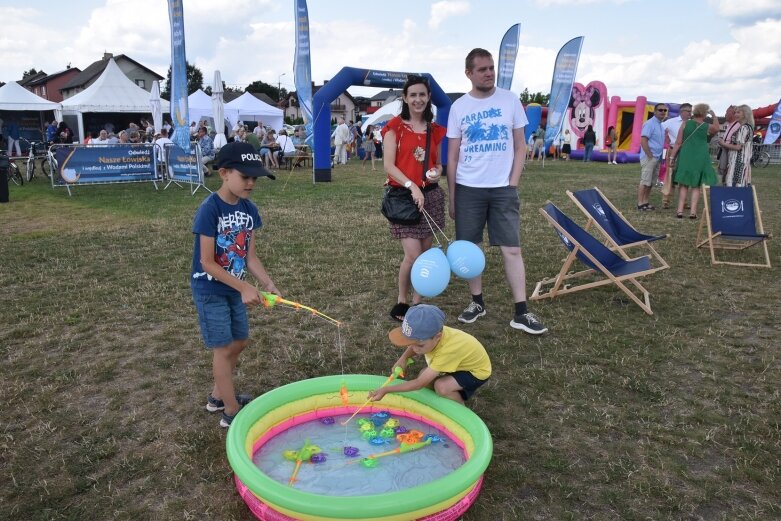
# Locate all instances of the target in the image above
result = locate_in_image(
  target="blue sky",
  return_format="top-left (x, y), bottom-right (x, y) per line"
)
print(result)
top-left (1, 0), bottom-right (780, 113)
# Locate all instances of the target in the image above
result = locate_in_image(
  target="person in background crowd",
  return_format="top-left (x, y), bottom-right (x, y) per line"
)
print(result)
top-left (6, 119), bottom-right (21, 156)
top-left (720, 104), bottom-right (754, 187)
top-left (716, 106), bottom-right (739, 184)
top-left (637, 103), bottom-right (668, 210)
top-left (46, 120), bottom-right (58, 142)
top-left (669, 103), bottom-right (720, 219)
top-left (118, 130), bottom-right (130, 144)
top-left (260, 129), bottom-right (279, 169)
top-left (332, 116), bottom-right (350, 165)
top-left (198, 126), bottom-right (215, 176)
top-left (661, 103), bottom-right (692, 209)
top-left (561, 129), bottom-right (572, 160)
top-left (532, 124), bottom-right (545, 161)
top-left (582, 124), bottom-right (596, 162)
top-left (154, 127), bottom-right (173, 163)
top-left (92, 129), bottom-right (111, 145)
top-left (362, 124), bottom-right (377, 171)
top-left (605, 125), bottom-right (618, 164)
top-left (57, 121), bottom-right (74, 144)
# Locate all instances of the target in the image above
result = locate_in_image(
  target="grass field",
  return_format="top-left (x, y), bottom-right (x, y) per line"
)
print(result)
top-left (1, 159), bottom-right (779, 521)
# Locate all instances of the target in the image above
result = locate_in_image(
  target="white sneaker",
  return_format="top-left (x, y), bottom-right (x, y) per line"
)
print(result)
top-left (613, 161), bottom-right (618, 165)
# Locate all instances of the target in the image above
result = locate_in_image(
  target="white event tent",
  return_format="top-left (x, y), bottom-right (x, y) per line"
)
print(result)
top-left (225, 92), bottom-right (283, 131)
top-left (187, 89), bottom-right (238, 132)
top-left (0, 81), bottom-right (62, 118)
top-left (61, 58), bottom-right (169, 141)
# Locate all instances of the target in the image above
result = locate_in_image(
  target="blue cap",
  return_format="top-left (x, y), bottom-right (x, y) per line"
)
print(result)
top-left (388, 304), bottom-right (445, 346)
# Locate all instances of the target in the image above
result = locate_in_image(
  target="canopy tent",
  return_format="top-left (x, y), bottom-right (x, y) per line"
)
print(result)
top-left (61, 58), bottom-right (170, 140)
top-left (0, 81), bottom-right (62, 145)
top-left (188, 89), bottom-right (238, 134)
top-left (360, 100), bottom-right (439, 133)
top-left (225, 92), bottom-right (283, 131)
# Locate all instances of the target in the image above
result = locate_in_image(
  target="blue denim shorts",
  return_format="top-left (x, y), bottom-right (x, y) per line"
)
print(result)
top-left (454, 184), bottom-right (521, 247)
top-left (193, 291), bottom-right (249, 348)
top-left (448, 371), bottom-right (489, 401)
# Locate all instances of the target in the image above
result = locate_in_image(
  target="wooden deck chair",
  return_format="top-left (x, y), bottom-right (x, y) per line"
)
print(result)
top-left (696, 185), bottom-right (772, 268)
top-left (567, 187), bottom-right (669, 270)
top-left (531, 202), bottom-right (667, 315)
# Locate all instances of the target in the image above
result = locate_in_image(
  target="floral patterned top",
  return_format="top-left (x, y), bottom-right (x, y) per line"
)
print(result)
top-left (382, 116), bottom-right (446, 188)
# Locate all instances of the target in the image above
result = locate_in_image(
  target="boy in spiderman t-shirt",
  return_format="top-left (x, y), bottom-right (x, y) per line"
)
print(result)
top-left (190, 142), bottom-right (280, 428)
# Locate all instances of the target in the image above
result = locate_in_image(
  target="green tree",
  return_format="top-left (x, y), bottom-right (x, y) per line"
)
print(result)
top-left (246, 80), bottom-right (285, 101)
top-left (22, 68), bottom-right (39, 79)
top-left (519, 88), bottom-right (550, 105)
top-left (161, 61), bottom-right (204, 100)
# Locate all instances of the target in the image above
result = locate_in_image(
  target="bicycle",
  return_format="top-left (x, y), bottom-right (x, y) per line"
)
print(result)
top-left (750, 144), bottom-right (770, 168)
top-left (19, 137), bottom-right (52, 182)
top-left (1, 150), bottom-right (24, 185)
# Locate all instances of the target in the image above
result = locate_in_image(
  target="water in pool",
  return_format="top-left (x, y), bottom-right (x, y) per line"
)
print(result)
top-left (252, 412), bottom-right (467, 495)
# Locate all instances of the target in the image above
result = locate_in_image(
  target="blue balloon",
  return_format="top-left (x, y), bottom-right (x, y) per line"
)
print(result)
top-left (446, 240), bottom-right (485, 279)
top-left (411, 247), bottom-right (451, 297)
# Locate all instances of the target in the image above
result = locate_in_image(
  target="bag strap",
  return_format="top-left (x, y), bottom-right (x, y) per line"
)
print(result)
top-left (422, 123), bottom-right (431, 185)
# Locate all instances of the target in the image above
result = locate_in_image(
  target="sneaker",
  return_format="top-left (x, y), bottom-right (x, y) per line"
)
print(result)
top-left (510, 312), bottom-right (548, 335)
top-left (458, 301), bottom-right (486, 324)
top-left (206, 393), bottom-right (253, 413)
top-left (220, 409), bottom-right (239, 428)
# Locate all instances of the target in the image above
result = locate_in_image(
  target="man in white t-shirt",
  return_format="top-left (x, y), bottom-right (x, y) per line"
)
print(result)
top-left (661, 103), bottom-right (691, 208)
top-left (154, 128), bottom-right (174, 164)
top-left (91, 129), bottom-right (111, 145)
top-left (446, 48), bottom-right (547, 336)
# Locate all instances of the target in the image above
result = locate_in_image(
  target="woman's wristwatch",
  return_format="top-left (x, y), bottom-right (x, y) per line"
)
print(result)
top-left (404, 180), bottom-right (413, 189)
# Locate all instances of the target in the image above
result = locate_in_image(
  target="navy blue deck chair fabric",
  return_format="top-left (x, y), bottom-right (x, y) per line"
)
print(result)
top-left (531, 202), bottom-right (663, 315)
top-left (570, 187), bottom-right (667, 246)
top-left (708, 186), bottom-right (767, 240)
top-left (544, 202), bottom-right (652, 276)
top-left (697, 185), bottom-right (771, 268)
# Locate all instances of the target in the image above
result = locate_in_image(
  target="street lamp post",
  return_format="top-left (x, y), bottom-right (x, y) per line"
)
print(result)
top-left (278, 73), bottom-right (286, 99)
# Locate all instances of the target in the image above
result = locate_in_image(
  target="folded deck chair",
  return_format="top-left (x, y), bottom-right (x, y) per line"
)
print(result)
top-left (696, 185), bottom-right (772, 268)
top-left (531, 202), bottom-right (667, 315)
top-left (567, 187), bottom-right (669, 270)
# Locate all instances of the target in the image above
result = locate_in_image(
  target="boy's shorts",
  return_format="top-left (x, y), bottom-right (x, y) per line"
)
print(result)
top-left (193, 292), bottom-right (249, 348)
top-left (448, 371), bottom-right (489, 401)
top-left (454, 184), bottom-right (520, 247)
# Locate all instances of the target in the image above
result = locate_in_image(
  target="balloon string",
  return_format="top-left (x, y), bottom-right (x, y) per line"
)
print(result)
top-left (421, 208), bottom-right (450, 246)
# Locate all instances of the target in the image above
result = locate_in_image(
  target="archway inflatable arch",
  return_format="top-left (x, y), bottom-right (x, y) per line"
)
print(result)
top-left (312, 67), bottom-right (452, 182)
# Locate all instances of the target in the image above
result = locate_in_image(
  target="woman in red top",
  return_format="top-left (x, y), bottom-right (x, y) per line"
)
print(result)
top-left (382, 75), bottom-right (447, 322)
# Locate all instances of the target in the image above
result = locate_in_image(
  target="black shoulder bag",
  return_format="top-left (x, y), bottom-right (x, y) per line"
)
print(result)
top-left (381, 124), bottom-right (431, 225)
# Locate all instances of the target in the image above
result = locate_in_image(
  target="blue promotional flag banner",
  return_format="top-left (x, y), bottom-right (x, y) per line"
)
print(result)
top-left (294, 0), bottom-right (314, 142)
top-left (763, 97), bottom-right (781, 144)
top-left (53, 145), bottom-right (157, 185)
top-left (168, 0), bottom-right (191, 150)
top-left (497, 24), bottom-right (521, 91)
top-left (544, 36), bottom-right (584, 145)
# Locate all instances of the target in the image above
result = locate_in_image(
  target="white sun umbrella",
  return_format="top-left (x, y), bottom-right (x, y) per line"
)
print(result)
top-left (149, 80), bottom-right (163, 133)
top-left (212, 71), bottom-right (227, 149)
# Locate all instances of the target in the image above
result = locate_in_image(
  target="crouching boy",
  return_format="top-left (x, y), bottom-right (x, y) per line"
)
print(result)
top-left (369, 304), bottom-right (491, 404)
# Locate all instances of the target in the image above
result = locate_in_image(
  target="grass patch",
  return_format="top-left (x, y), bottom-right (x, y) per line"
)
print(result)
top-left (0, 161), bottom-right (779, 520)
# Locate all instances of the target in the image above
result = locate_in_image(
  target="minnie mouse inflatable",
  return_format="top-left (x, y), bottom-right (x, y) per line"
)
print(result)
top-left (569, 85), bottom-right (601, 139)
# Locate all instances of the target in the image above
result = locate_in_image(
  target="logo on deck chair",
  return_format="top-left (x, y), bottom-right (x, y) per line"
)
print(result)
top-left (591, 203), bottom-right (607, 219)
top-left (721, 199), bottom-right (743, 214)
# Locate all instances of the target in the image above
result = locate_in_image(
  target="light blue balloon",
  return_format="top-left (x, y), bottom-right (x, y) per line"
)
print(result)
top-left (411, 247), bottom-right (450, 297)
top-left (446, 240), bottom-right (485, 279)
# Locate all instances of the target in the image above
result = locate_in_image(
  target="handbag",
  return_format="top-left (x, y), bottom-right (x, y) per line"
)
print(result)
top-left (380, 124), bottom-right (431, 225)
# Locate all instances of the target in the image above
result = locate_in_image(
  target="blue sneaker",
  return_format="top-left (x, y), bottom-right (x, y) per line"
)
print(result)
top-left (220, 409), bottom-right (239, 428)
top-left (206, 393), bottom-right (253, 413)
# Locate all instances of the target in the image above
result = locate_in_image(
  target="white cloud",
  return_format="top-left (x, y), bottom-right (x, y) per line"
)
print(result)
top-left (428, 1), bottom-right (471, 30)
top-left (709, 0), bottom-right (781, 21)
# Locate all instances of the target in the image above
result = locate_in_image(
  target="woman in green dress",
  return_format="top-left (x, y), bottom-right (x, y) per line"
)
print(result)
top-left (669, 103), bottom-right (721, 219)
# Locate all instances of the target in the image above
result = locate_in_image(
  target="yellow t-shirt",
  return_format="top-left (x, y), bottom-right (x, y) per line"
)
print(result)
top-left (424, 326), bottom-right (492, 380)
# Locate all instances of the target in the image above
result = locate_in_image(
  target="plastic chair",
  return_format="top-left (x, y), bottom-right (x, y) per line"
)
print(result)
top-left (531, 202), bottom-right (667, 315)
top-left (696, 185), bottom-right (771, 268)
top-left (567, 187), bottom-right (669, 270)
